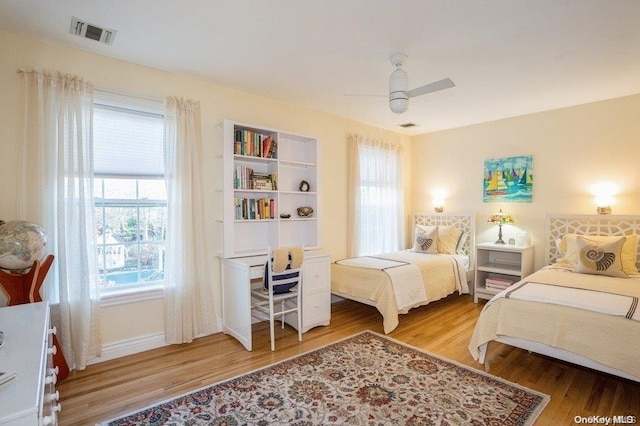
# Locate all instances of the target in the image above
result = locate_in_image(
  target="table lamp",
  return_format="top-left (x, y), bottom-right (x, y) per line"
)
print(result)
top-left (487, 209), bottom-right (514, 244)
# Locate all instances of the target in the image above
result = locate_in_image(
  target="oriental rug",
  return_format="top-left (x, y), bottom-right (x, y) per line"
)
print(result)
top-left (102, 331), bottom-right (549, 425)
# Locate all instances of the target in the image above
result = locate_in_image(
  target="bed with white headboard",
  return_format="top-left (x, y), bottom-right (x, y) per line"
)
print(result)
top-left (469, 214), bottom-right (640, 382)
top-left (332, 212), bottom-right (475, 334)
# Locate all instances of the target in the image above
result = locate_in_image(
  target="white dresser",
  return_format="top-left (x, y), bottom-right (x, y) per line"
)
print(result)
top-left (0, 302), bottom-right (61, 425)
top-left (221, 252), bottom-right (331, 351)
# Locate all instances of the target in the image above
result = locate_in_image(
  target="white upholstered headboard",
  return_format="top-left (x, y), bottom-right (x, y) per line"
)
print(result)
top-left (546, 214), bottom-right (640, 268)
top-left (413, 212), bottom-right (475, 263)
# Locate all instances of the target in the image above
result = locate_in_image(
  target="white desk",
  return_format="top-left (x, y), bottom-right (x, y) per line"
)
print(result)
top-left (221, 252), bottom-right (331, 351)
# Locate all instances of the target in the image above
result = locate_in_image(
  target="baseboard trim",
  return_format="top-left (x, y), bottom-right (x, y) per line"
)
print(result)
top-left (88, 332), bottom-right (168, 365)
top-left (89, 319), bottom-right (224, 365)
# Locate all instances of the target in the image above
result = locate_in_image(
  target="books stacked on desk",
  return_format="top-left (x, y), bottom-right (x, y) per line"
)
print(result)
top-left (485, 277), bottom-right (515, 291)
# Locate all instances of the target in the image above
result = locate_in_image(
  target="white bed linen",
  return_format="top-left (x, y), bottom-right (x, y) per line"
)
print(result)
top-left (332, 251), bottom-right (469, 333)
top-left (469, 266), bottom-right (640, 381)
top-left (336, 256), bottom-right (426, 311)
top-left (503, 280), bottom-right (639, 321)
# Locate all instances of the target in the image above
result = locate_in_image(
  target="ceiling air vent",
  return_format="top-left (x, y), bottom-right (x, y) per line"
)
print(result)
top-left (398, 122), bottom-right (417, 128)
top-left (70, 17), bottom-right (117, 45)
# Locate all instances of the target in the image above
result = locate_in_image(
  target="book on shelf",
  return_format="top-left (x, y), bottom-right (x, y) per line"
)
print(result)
top-left (261, 135), bottom-right (273, 158)
top-left (253, 172), bottom-right (276, 190)
top-left (268, 139), bottom-right (277, 158)
top-left (234, 165), bottom-right (254, 189)
top-left (233, 167), bottom-right (277, 191)
top-left (234, 130), bottom-right (277, 158)
top-left (234, 197), bottom-right (276, 220)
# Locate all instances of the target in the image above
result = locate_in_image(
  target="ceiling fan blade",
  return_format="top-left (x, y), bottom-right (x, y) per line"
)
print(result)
top-left (343, 94), bottom-right (386, 97)
top-left (406, 78), bottom-right (455, 98)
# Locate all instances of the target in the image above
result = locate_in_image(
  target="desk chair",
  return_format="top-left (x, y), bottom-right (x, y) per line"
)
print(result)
top-left (251, 247), bottom-right (303, 351)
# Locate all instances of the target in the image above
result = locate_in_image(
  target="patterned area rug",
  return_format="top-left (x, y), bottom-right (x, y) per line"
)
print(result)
top-left (102, 331), bottom-right (549, 425)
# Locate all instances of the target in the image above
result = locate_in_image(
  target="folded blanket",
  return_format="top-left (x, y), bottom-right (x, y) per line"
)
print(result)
top-left (505, 281), bottom-right (639, 321)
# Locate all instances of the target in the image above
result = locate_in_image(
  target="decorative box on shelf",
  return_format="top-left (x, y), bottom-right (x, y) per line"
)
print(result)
top-left (474, 242), bottom-right (534, 303)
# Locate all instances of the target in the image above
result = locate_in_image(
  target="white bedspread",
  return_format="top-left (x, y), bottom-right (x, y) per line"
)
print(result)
top-left (335, 256), bottom-right (427, 311)
top-left (332, 251), bottom-right (469, 333)
top-left (469, 266), bottom-right (640, 379)
top-left (503, 281), bottom-right (639, 321)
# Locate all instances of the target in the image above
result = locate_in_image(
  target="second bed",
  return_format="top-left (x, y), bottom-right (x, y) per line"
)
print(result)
top-left (331, 213), bottom-right (475, 333)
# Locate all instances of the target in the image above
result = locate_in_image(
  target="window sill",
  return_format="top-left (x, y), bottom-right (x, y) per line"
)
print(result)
top-left (100, 285), bottom-right (164, 307)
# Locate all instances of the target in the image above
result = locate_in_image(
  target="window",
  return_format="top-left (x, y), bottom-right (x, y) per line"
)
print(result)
top-left (93, 92), bottom-right (166, 294)
top-left (349, 136), bottom-right (404, 256)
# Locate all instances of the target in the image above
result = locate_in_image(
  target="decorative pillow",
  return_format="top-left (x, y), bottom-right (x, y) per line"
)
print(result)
top-left (437, 225), bottom-right (463, 254)
top-left (414, 225), bottom-right (438, 254)
top-left (558, 234), bottom-right (638, 275)
top-left (573, 236), bottom-right (627, 278)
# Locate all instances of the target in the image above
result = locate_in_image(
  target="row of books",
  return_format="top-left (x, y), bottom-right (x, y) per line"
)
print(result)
top-left (485, 277), bottom-right (515, 291)
top-left (233, 166), bottom-right (278, 190)
top-left (234, 130), bottom-right (276, 158)
top-left (234, 197), bottom-right (276, 220)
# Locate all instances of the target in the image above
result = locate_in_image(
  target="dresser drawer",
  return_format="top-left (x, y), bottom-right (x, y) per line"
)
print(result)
top-left (0, 302), bottom-right (60, 425)
top-left (303, 259), bottom-right (328, 293)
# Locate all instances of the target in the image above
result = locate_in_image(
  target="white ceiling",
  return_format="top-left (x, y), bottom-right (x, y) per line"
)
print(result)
top-left (2, 1), bottom-right (640, 135)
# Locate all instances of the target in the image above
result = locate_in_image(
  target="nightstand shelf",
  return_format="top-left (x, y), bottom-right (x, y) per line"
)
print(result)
top-left (474, 242), bottom-right (534, 303)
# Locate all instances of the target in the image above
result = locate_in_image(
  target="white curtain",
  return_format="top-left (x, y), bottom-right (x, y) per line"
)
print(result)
top-left (19, 69), bottom-right (101, 370)
top-left (347, 134), bottom-right (405, 257)
top-left (163, 97), bottom-right (217, 343)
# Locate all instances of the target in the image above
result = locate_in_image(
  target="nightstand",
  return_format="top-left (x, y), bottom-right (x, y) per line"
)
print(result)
top-left (474, 242), bottom-right (534, 303)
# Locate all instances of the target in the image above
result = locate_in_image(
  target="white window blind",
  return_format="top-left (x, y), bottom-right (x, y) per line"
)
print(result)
top-left (93, 90), bottom-right (164, 177)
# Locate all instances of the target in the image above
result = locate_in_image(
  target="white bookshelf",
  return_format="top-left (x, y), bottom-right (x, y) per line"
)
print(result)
top-left (219, 120), bottom-right (320, 258)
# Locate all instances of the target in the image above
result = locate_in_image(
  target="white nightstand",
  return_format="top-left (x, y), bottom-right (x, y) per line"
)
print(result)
top-left (474, 242), bottom-right (534, 303)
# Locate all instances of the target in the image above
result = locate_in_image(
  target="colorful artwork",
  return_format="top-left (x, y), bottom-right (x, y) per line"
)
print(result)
top-left (483, 155), bottom-right (533, 202)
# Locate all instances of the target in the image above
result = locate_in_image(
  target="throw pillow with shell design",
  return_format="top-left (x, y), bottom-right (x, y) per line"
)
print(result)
top-left (414, 225), bottom-right (438, 254)
top-left (574, 235), bottom-right (628, 278)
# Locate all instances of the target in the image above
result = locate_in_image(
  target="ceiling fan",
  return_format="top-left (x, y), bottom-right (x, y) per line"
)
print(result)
top-left (347, 53), bottom-right (455, 114)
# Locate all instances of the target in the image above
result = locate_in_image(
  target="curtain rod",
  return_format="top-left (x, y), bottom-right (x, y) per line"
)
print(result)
top-left (16, 69), bottom-right (163, 103)
top-left (95, 86), bottom-right (163, 104)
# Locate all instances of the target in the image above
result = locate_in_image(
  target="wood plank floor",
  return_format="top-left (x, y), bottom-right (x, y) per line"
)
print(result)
top-left (57, 295), bottom-right (640, 425)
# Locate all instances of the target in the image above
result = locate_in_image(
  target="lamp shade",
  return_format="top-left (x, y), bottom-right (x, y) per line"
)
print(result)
top-left (487, 209), bottom-right (514, 225)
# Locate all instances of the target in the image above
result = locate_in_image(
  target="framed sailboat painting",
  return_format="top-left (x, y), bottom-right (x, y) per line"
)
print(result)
top-left (483, 155), bottom-right (533, 202)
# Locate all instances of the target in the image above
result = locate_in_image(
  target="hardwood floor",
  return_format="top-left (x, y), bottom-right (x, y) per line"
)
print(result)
top-left (57, 295), bottom-right (640, 425)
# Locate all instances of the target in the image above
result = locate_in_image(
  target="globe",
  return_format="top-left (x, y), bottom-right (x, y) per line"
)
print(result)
top-left (0, 221), bottom-right (48, 271)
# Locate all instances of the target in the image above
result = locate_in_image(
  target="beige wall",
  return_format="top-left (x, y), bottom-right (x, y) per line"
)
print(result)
top-left (4, 29), bottom-right (640, 358)
top-left (0, 31), bottom-right (410, 352)
top-left (411, 94), bottom-right (640, 269)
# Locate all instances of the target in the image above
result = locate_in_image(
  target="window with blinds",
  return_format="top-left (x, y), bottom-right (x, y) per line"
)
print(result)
top-left (93, 91), bottom-right (167, 293)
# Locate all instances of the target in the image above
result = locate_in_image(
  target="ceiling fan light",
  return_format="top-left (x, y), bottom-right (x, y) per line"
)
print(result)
top-left (389, 67), bottom-right (408, 113)
top-left (389, 97), bottom-right (408, 114)
top-left (389, 68), bottom-right (408, 93)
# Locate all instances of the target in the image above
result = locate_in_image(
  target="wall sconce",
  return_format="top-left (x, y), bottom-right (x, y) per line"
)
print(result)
top-left (595, 194), bottom-right (613, 214)
top-left (591, 182), bottom-right (617, 215)
top-left (432, 198), bottom-right (444, 213)
top-left (432, 189), bottom-right (446, 213)
top-left (487, 209), bottom-right (515, 244)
